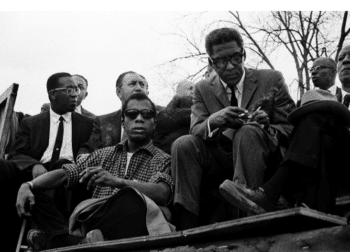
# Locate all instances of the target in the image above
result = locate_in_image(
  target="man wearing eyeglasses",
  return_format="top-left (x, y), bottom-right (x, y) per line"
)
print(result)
top-left (171, 27), bottom-right (295, 229)
top-left (15, 93), bottom-right (173, 250)
top-left (0, 72), bottom-right (94, 250)
top-left (40, 74), bottom-right (96, 119)
top-left (310, 57), bottom-right (342, 101)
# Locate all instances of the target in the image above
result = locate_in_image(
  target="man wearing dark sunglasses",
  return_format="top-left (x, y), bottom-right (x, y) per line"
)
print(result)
top-left (171, 27), bottom-right (296, 230)
top-left (0, 72), bottom-right (94, 250)
top-left (310, 57), bottom-right (342, 102)
top-left (15, 93), bottom-right (173, 250)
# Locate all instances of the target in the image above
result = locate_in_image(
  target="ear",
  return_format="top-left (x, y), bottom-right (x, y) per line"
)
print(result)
top-left (116, 87), bottom-right (123, 100)
top-left (84, 91), bottom-right (88, 99)
top-left (49, 91), bottom-right (56, 100)
top-left (243, 48), bottom-right (246, 61)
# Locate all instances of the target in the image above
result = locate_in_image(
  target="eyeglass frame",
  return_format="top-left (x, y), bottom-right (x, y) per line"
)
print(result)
top-left (123, 109), bottom-right (156, 120)
top-left (208, 49), bottom-right (245, 70)
top-left (309, 65), bottom-right (335, 73)
top-left (49, 86), bottom-right (81, 95)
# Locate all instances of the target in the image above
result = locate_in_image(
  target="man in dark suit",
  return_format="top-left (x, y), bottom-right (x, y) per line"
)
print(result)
top-left (72, 74), bottom-right (96, 119)
top-left (77, 71), bottom-right (164, 156)
top-left (311, 57), bottom-right (342, 101)
top-left (171, 27), bottom-right (295, 230)
top-left (0, 72), bottom-right (94, 251)
top-left (39, 74), bottom-right (95, 119)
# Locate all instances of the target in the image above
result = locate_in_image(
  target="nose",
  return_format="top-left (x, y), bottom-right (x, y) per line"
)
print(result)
top-left (134, 82), bottom-right (143, 91)
top-left (344, 54), bottom-right (350, 63)
top-left (226, 61), bottom-right (235, 70)
top-left (135, 113), bottom-right (144, 122)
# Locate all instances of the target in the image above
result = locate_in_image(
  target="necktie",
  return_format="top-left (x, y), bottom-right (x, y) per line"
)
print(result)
top-left (50, 116), bottom-right (64, 170)
top-left (230, 87), bottom-right (238, 107)
top-left (343, 94), bottom-right (350, 108)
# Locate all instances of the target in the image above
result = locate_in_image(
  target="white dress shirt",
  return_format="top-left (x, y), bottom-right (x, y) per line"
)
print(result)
top-left (40, 108), bottom-right (74, 163)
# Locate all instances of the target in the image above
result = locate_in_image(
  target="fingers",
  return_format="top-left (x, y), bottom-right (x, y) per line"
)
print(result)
top-left (79, 166), bottom-right (102, 183)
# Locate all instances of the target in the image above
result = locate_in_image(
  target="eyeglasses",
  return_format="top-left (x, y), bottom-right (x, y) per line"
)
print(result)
top-left (209, 52), bottom-right (244, 69)
top-left (309, 65), bottom-right (335, 73)
top-left (124, 109), bottom-right (155, 120)
top-left (50, 86), bottom-right (81, 95)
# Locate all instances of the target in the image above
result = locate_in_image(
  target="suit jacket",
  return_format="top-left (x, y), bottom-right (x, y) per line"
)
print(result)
top-left (78, 105), bottom-right (165, 155)
top-left (191, 68), bottom-right (295, 148)
top-left (81, 106), bottom-right (96, 119)
top-left (9, 111), bottom-right (94, 171)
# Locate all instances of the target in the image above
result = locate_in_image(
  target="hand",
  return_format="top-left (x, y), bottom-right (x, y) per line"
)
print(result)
top-left (32, 164), bottom-right (47, 179)
top-left (79, 166), bottom-right (120, 190)
top-left (249, 110), bottom-right (270, 128)
top-left (16, 183), bottom-right (35, 217)
top-left (210, 107), bottom-right (248, 129)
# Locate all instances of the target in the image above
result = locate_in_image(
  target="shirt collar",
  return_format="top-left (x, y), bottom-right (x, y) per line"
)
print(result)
top-left (50, 108), bottom-right (72, 123)
top-left (220, 68), bottom-right (245, 94)
top-left (75, 105), bottom-right (82, 114)
top-left (327, 84), bottom-right (337, 96)
top-left (116, 139), bottom-right (156, 156)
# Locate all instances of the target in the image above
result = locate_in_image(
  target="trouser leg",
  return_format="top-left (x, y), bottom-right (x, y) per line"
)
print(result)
top-left (172, 135), bottom-right (232, 215)
top-left (232, 124), bottom-right (273, 188)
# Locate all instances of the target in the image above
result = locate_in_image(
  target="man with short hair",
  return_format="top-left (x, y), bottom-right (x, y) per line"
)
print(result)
top-left (224, 45), bottom-right (350, 215)
top-left (77, 71), bottom-right (163, 156)
top-left (171, 27), bottom-right (295, 229)
top-left (310, 57), bottom-right (342, 101)
top-left (16, 93), bottom-right (173, 250)
top-left (0, 72), bottom-right (94, 250)
top-left (40, 74), bottom-right (95, 118)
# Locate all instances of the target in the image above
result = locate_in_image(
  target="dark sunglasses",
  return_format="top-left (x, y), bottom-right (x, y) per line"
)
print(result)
top-left (124, 109), bottom-right (155, 120)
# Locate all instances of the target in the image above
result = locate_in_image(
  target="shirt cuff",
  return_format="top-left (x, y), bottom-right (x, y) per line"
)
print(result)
top-left (207, 116), bottom-right (218, 138)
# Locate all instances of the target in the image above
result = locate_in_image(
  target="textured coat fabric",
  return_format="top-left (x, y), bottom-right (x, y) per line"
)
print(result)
top-left (191, 68), bottom-right (295, 147)
top-left (8, 111), bottom-right (94, 171)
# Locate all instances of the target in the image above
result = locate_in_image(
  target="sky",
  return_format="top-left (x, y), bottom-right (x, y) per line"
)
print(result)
top-left (1, 1), bottom-right (344, 116)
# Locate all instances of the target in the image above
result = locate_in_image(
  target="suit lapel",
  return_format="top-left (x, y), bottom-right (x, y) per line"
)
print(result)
top-left (336, 86), bottom-right (343, 103)
top-left (241, 68), bottom-right (258, 109)
top-left (211, 75), bottom-right (230, 107)
top-left (40, 112), bottom-right (50, 154)
top-left (71, 112), bottom-right (80, 157)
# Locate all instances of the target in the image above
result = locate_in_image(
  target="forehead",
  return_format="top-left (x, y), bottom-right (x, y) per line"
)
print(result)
top-left (211, 41), bottom-right (241, 58)
top-left (57, 76), bottom-right (75, 87)
top-left (339, 46), bottom-right (350, 57)
top-left (313, 58), bottom-right (334, 67)
top-left (123, 73), bottom-right (146, 84)
top-left (126, 99), bottom-right (153, 110)
top-left (72, 76), bottom-right (87, 87)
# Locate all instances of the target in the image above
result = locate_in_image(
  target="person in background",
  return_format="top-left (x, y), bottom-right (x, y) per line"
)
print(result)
top-left (153, 79), bottom-right (194, 154)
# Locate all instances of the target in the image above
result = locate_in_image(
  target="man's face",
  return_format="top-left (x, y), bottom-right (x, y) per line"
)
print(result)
top-left (72, 75), bottom-right (88, 107)
top-left (311, 58), bottom-right (336, 90)
top-left (117, 73), bottom-right (149, 104)
top-left (338, 45), bottom-right (350, 90)
top-left (123, 99), bottom-right (155, 145)
top-left (51, 76), bottom-right (78, 114)
top-left (210, 41), bottom-right (244, 87)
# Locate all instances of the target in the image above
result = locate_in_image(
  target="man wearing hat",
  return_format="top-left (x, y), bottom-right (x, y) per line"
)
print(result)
top-left (220, 88), bottom-right (350, 215)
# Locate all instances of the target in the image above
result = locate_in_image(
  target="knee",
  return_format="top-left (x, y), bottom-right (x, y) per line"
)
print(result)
top-left (172, 135), bottom-right (202, 154)
top-left (235, 124), bottom-right (263, 139)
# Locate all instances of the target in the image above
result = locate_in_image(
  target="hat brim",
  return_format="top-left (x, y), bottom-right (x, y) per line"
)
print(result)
top-left (288, 100), bottom-right (350, 126)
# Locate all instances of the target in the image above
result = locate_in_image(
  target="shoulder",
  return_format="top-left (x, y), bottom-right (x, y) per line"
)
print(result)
top-left (98, 110), bottom-right (121, 121)
top-left (247, 68), bottom-right (283, 79)
top-left (81, 107), bottom-right (96, 119)
top-left (20, 112), bottom-right (46, 126)
top-left (196, 74), bottom-right (218, 89)
top-left (72, 112), bottom-right (94, 125)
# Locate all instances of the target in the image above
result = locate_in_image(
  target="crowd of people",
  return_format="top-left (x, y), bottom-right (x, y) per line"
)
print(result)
top-left (1, 27), bottom-right (350, 251)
